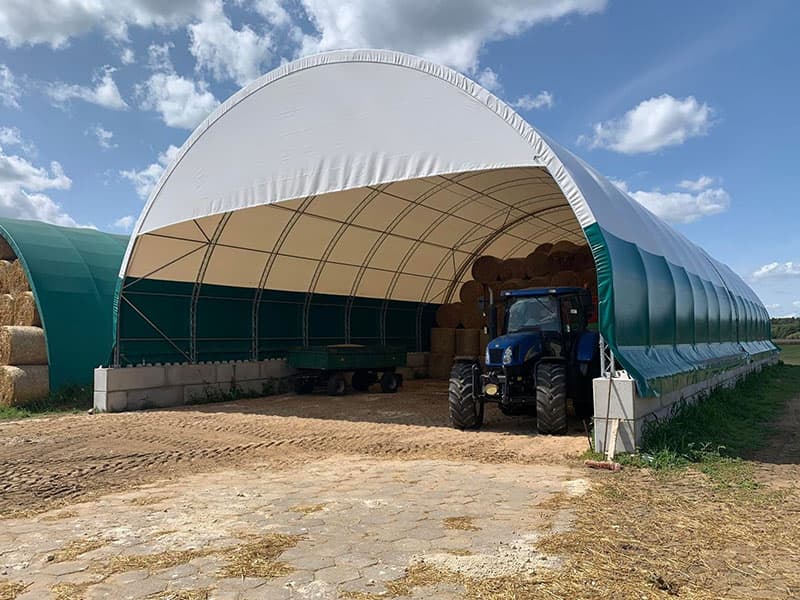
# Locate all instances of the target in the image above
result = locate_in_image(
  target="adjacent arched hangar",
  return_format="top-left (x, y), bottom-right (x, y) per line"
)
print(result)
top-left (114, 49), bottom-right (776, 404)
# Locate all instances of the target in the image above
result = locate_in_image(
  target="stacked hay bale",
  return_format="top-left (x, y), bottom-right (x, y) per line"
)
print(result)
top-left (0, 244), bottom-right (48, 405)
top-left (428, 241), bottom-right (599, 378)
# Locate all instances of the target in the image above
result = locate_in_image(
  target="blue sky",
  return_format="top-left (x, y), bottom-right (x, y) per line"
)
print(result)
top-left (0, 0), bottom-right (798, 315)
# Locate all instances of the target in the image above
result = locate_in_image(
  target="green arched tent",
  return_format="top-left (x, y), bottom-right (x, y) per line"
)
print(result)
top-left (0, 218), bottom-right (128, 390)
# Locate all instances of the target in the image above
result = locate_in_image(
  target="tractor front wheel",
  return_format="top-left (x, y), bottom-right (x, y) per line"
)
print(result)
top-left (535, 362), bottom-right (567, 434)
top-left (448, 362), bottom-right (483, 430)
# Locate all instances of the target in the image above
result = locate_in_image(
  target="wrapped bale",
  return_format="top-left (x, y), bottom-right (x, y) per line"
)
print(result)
top-left (0, 326), bottom-right (47, 365)
top-left (459, 280), bottom-right (484, 306)
top-left (455, 328), bottom-right (481, 356)
top-left (0, 365), bottom-right (49, 406)
top-left (7, 260), bottom-right (30, 294)
top-left (0, 238), bottom-right (15, 261)
top-left (500, 257), bottom-right (527, 281)
top-left (0, 294), bottom-right (13, 326)
top-left (430, 327), bottom-right (456, 355)
top-left (471, 256), bottom-right (502, 284)
top-left (13, 292), bottom-right (41, 327)
top-left (428, 352), bottom-right (454, 380)
top-left (435, 302), bottom-right (462, 328)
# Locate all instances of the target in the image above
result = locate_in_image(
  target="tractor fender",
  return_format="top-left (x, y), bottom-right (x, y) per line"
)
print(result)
top-left (576, 330), bottom-right (599, 363)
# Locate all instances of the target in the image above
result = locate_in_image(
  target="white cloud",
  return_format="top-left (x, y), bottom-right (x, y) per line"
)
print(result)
top-left (113, 215), bottom-right (136, 232)
top-left (189, 0), bottom-right (273, 86)
top-left (120, 47), bottom-right (136, 65)
top-left (794, 301), bottom-right (800, 308)
top-left (583, 94), bottom-right (713, 154)
top-left (752, 262), bottom-right (800, 280)
top-left (677, 175), bottom-right (714, 192)
top-left (137, 44), bottom-right (219, 130)
top-left (512, 90), bottom-right (554, 110)
top-left (0, 126), bottom-right (36, 155)
top-left (47, 66), bottom-right (128, 110)
top-left (120, 145), bottom-right (181, 200)
top-left (296, 0), bottom-right (606, 73)
top-left (476, 67), bottom-right (501, 92)
top-left (0, 0), bottom-right (214, 48)
top-left (612, 178), bottom-right (730, 224)
top-left (1, 64), bottom-right (21, 109)
top-left (0, 142), bottom-right (82, 227)
top-left (138, 72), bottom-right (220, 129)
top-left (253, 0), bottom-right (294, 26)
top-left (88, 125), bottom-right (117, 149)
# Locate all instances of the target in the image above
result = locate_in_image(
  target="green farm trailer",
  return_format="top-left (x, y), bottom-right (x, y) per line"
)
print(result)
top-left (287, 344), bottom-right (407, 396)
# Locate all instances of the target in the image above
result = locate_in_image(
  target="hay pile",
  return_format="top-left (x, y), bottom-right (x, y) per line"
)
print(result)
top-left (0, 249), bottom-right (49, 406)
top-left (428, 241), bottom-right (598, 379)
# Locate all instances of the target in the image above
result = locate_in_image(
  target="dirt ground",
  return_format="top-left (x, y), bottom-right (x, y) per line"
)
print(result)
top-left (0, 380), bottom-right (587, 518)
top-left (1, 380), bottom-right (797, 599)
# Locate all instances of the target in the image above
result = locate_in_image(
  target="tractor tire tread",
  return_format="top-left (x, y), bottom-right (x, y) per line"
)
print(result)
top-left (448, 362), bottom-right (483, 430)
top-left (536, 362), bottom-right (568, 434)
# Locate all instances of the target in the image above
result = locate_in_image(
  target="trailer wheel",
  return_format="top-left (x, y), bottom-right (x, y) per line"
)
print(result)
top-left (326, 374), bottom-right (346, 396)
top-left (352, 369), bottom-right (372, 392)
top-left (448, 362), bottom-right (483, 430)
top-left (535, 362), bottom-right (567, 434)
top-left (380, 371), bottom-right (398, 393)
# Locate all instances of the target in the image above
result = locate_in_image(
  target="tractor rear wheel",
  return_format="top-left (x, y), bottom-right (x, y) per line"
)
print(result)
top-left (535, 362), bottom-right (567, 434)
top-left (448, 362), bottom-right (483, 430)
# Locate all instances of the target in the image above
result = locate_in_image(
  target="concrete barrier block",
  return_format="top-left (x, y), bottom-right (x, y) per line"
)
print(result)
top-left (215, 362), bottom-right (236, 385)
top-left (166, 363), bottom-right (216, 386)
top-left (593, 418), bottom-right (637, 455)
top-left (234, 361), bottom-right (261, 382)
top-left (238, 379), bottom-right (266, 395)
top-left (104, 365), bottom-right (166, 391)
top-left (126, 386), bottom-right (184, 410)
top-left (94, 368), bottom-right (109, 392)
top-left (95, 390), bottom-right (128, 413)
top-left (260, 359), bottom-right (292, 379)
top-left (183, 382), bottom-right (224, 404)
top-left (592, 376), bottom-right (659, 420)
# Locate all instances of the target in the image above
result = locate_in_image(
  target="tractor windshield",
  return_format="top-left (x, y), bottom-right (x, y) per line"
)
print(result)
top-left (506, 296), bottom-right (560, 334)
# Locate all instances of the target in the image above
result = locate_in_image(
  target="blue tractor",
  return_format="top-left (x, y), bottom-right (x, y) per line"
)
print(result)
top-left (448, 287), bottom-right (599, 434)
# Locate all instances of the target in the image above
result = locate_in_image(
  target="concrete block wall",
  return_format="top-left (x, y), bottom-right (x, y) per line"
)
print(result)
top-left (593, 354), bottom-right (780, 455)
top-left (94, 359), bottom-right (294, 412)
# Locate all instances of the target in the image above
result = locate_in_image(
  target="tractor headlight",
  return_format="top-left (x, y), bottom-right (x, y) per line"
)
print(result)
top-left (502, 346), bottom-right (514, 365)
top-left (485, 346), bottom-right (491, 365)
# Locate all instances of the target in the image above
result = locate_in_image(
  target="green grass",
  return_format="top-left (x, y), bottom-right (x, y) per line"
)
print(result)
top-left (778, 344), bottom-right (800, 366)
top-left (617, 363), bottom-right (800, 488)
top-left (0, 384), bottom-right (92, 421)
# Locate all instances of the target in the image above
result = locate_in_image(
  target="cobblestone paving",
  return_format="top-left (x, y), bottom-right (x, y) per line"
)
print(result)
top-left (0, 457), bottom-right (587, 599)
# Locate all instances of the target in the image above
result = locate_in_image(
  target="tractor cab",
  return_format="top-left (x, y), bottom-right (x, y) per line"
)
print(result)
top-left (448, 287), bottom-right (598, 434)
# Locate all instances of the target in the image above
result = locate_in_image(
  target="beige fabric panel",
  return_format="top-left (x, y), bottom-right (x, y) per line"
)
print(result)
top-left (128, 166), bottom-right (584, 302)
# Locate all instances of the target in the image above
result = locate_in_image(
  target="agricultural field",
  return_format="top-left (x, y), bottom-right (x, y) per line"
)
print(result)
top-left (779, 343), bottom-right (800, 365)
top-left (0, 367), bottom-right (798, 599)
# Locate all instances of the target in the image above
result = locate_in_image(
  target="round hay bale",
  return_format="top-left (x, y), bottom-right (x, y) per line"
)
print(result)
top-left (0, 326), bottom-right (47, 365)
top-left (548, 241), bottom-right (579, 269)
top-left (7, 260), bottom-right (30, 294)
top-left (0, 260), bottom-right (12, 294)
top-left (524, 252), bottom-right (553, 278)
top-left (461, 307), bottom-right (484, 329)
top-left (574, 245), bottom-right (594, 271)
top-left (455, 328), bottom-right (481, 356)
top-left (471, 256), bottom-right (502, 284)
top-left (551, 270), bottom-right (580, 287)
top-left (430, 328), bottom-right (456, 355)
top-left (0, 365), bottom-right (49, 406)
top-left (459, 280), bottom-right (484, 306)
top-left (0, 237), bottom-right (15, 261)
top-left (527, 276), bottom-right (551, 289)
top-left (435, 303), bottom-right (462, 328)
top-left (13, 292), bottom-right (41, 327)
top-left (577, 268), bottom-right (598, 290)
top-left (0, 294), bottom-right (14, 326)
top-left (500, 278), bottom-right (527, 293)
top-left (499, 258), bottom-right (527, 281)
